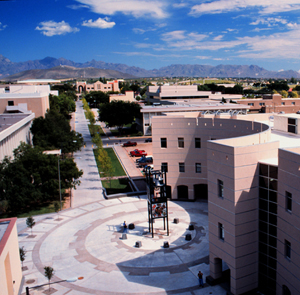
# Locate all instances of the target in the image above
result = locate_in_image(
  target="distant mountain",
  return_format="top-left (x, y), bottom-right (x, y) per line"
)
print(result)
top-left (1, 54), bottom-right (300, 79)
top-left (3, 65), bottom-right (135, 81)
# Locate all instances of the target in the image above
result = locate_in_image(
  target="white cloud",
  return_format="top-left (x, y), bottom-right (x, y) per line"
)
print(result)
top-left (214, 35), bottom-right (224, 41)
top-left (173, 3), bottom-right (188, 8)
top-left (75, 0), bottom-right (169, 19)
top-left (250, 17), bottom-right (288, 27)
top-left (133, 28), bottom-right (146, 34)
top-left (195, 55), bottom-right (211, 59)
top-left (82, 17), bottom-right (115, 29)
top-left (67, 4), bottom-right (89, 10)
top-left (0, 22), bottom-right (7, 31)
top-left (35, 21), bottom-right (79, 36)
top-left (190, 0), bottom-right (300, 16)
top-left (159, 25), bottom-right (300, 60)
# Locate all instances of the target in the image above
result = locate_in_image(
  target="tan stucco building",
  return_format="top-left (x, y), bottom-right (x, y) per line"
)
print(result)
top-left (151, 112), bottom-right (300, 294)
top-left (76, 80), bottom-right (119, 93)
top-left (109, 91), bottom-right (134, 103)
top-left (0, 84), bottom-right (53, 118)
top-left (0, 218), bottom-right (23, 295)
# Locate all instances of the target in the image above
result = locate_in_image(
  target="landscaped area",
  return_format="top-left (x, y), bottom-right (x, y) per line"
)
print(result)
top-left (93, 147), bottom-right (132, 195)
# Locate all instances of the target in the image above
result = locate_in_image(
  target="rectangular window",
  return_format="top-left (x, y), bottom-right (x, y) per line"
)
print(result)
top-left (259, 103), bottom-right (265, 106)
top-left (286, 191), bottom-right (292, 212)
top-left (179, 163), bottom-right (185, 173)
top-left (178, 137), bottom-right (184, 148)
top-left (285, 240), bottom-right (291, 259)
top-left (161, 162), bottom-right (168, 173)
top-left (161, 138), bottom-right (167, 148)
top-left (248, 103), bottom-right (254, 106)
top-left (195, 163), bottom-right (201, 173)
top-left (218, 223), bottom-right (224, 240)
top-left (281, 102), bottom-right (285, 105)
top-left (292, 102), bottom-right (295, 105)
top-left (8, 101), bottom-right (14, 106)
top-left (218, 179), bottom-right (224, 198)
top-left (195, 137), bottom-right (201, 148)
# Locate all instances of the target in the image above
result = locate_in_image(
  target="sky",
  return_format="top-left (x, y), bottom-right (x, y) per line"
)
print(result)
top-left (1, 0), bottom-right (300, 72)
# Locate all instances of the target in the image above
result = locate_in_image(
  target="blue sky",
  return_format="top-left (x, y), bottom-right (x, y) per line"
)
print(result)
top-left (1, 0), bottom-right (300, 72)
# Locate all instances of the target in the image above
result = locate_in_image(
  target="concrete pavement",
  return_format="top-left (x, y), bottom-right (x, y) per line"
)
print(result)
top-left (17, 101), bottom-right (227, 295)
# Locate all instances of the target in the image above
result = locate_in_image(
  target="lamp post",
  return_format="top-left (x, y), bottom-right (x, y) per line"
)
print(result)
top-left (26, 277), bottom-right (83, 295)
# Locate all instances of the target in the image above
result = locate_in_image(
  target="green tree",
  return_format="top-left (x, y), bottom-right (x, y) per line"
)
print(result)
top-left (51, 83), bottom-right (76, 95)
top-left (85, 91), bottom-right (109, 108)
top-left (19, 246), bottom-right (26, 268)
top-left (31, 110), bottom-right (84, 154)
top-left (49, 93), bottom-right (76, 119)
top-left (26, 216), bottom-right (35, 235)
top-left (99, 100), bottom-right (141, 134)
top-left (44, 266), bottom-right (55, 292)
top-left (0, 143), bottom-right (83, 214)
top-left (280, 90), bottom-right (288, 98)
top-left (98, 149), bottom-right (114, 188)
top-left (290, 91), bottom-right (298, 98)
top-left (92, 133), bottom-right (103, 149)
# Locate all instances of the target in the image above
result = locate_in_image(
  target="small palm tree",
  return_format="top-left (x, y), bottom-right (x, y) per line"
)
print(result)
top-left (44, 266), bottom-right (54, 292)
top-left (26, 216), bottom-right (35, 235)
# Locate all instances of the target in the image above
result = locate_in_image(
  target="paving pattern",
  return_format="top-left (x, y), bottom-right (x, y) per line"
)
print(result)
top-left (18, 101), bottom-right (226, 295)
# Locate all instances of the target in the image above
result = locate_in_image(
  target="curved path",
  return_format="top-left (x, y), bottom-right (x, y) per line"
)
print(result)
top-left (18, 101), bottom-right (226, 295)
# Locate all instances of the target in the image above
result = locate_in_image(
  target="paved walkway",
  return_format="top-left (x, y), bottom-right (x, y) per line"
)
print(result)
top-left (18, 102), bottom-right (226, 295)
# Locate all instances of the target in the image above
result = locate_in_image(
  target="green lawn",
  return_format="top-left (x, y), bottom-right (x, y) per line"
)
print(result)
top-left (1, 200), bottom-right (66, 218)
top-left (93, 148), bottom-right (126, 177)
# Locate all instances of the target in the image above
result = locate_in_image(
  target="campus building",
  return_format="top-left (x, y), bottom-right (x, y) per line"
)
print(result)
top-left (109, 91), bottom-right (134, 103)
top-left (151, 112), bottom-right (300, 294)
top-left (76, 80), bottom-right (119, 94)
top-left (0, 113), bottom-right (34, 161)
top-left (0, 84), bottom-right (54, 118)
top-left (235, 93), bottom-right (300, 113)
top-left (0, 218), bottom-right (23, 295)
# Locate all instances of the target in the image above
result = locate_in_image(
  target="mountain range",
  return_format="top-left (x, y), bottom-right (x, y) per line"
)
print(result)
top-left (1, 55), bottom-right (300, 80)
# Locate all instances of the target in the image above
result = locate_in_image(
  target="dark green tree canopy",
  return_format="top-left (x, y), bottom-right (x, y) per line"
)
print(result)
top-left (49, 93), bottom-right (76, 118)
top-left (99, 100), bottom-right (141, 129)
top-left (85, 91), bottom-right (109, 108)
top-left (51, 83), bottom-right (76, 95)
top-left (0, 143), bottom-right (83, 214)
top-left (31, 110), bottom-right (84, 154)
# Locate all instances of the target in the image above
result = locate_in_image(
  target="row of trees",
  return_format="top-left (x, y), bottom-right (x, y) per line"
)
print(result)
top-left (0, 87), bottom-right (84, 215)
top-left (83, 99), bottom-right (114, 186)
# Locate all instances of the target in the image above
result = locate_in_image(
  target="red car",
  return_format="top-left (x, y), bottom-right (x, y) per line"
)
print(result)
top-left (123, 141), bottom-right (137, 147)
top-left (130, 149), bottom-right (147, 157)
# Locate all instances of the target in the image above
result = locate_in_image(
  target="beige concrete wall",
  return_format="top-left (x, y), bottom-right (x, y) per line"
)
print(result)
top-left (276, 148), bottom-right (300, 294)
top-left (109, 91), bottom-right (134, 102)
top-left (0, 218), bottom-right (22, 295)
top-left (0, 95), bottom-right (49, 118)
top-left (207, 140), bottom-right (279, 294)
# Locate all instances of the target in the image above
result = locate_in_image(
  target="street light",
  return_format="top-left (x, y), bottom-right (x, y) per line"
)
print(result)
top-left (26, 276), bottom-right (84, 295)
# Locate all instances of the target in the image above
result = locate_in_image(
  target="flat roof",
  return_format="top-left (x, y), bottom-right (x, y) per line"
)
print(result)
top-left (0, 114), bottom-right (33, 133)
top-left (141, 102), bottom-right (248, 113)
top-left (0, 220), bottom-right (10, 242)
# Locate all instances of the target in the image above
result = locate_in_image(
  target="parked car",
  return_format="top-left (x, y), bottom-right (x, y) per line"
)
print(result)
top-left (145, 138), bottom-right (152, 143)
top-left (136, 155), bottom-right (153, 163)
top-left (138, 156), bottom-right (153, 167)
top-left (130, 149), bottom-right (147, 157)
top-left (123, 141), bottom-right (137, 147)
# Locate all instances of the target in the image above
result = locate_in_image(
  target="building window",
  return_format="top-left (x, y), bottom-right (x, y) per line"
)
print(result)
top-left (8, 101), bottom-right (14, 106)
top-left (286, 191), bottom-right (292, 212)
top-left (292, 102), bottom-right (295, 105)
top-left (178, 137), bottom-right (184, 148)
top-left (281, 102), bottom-right (285, 105)
top-left (248, 103), bottom-right (254, 106)
top-left (161, 162), bottom-right (168, 173)
top-left (285, 240), bottom-right (291, 259)
top-left (259, 103), bottom-right (265, 106)
top-left (218, 223), bottom-right (224, 240)
top-left (218, 179), bottom-right (224, 198)
top-left (195, 137), bottom-right (201, 148)
top-left (161, 138), bottom-right (167, 148)
top-left (179, 163), bottom-right (185, 173)
top-left (195, 163), bottom-right (201, 173)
